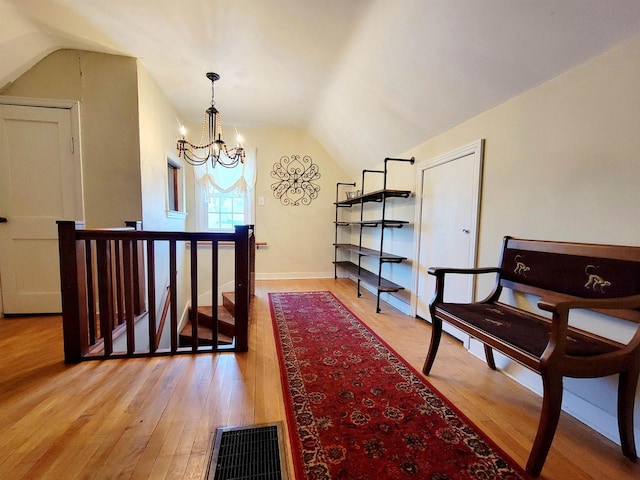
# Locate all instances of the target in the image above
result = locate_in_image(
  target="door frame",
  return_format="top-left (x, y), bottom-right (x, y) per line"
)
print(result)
top-left (0, 96), bottom-right (83, 316)
top-left (0, 96), bottom-right (82, 170)
top-left (410, 139), bottom-right (484, 317)
top-left (1, 94), bottom-right (80, 112)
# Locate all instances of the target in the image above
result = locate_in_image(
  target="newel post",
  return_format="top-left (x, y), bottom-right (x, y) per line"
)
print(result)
top-left (57, 220), bottom-right (88, 363)
top-left (234, 225), bottom-right (251, 352)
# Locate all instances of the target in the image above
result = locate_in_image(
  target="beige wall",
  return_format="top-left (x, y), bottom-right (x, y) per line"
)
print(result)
top-left (182, 125), bottom-right (349, 280)
top-left (136, 64), bottom-right (192, 347)
top-left (404, 34), bottom-right (640, 256)
top-left (245, 127), bottom-right (349, 278)
top-left (385, 33), bottom-right (640, 444)
top-left (0, 49), bottom-right (142, 227)
top-left (137, 64), bottom-right (186, 231)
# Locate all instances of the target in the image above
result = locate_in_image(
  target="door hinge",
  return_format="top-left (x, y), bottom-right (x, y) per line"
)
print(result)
top-left (71, 137), bottom-right (75, 154)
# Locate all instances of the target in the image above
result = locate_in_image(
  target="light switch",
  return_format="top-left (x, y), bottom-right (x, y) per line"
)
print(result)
top-left (258, 196), bottom-right (265, 206)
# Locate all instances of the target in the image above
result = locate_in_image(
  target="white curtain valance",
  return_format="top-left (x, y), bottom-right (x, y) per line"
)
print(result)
top-left (194, 149), bottom-right (256, 195)
top-left (192, 149), bottom-right (257, 229)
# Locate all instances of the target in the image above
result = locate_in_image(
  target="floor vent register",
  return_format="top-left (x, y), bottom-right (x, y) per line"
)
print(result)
top-left (206, 423), bottom-right (288, 480)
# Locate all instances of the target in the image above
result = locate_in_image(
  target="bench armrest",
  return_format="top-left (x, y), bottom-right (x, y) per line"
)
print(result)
top-left (428, 267), bottom-right (501, 305)
top-left (427, 266), bottom-right (500, 276)
top-left (538, 294), bottom-right (640, 313)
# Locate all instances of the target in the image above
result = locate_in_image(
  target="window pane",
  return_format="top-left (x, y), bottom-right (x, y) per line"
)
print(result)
top-left (205, 187), bottom-right (248, 230)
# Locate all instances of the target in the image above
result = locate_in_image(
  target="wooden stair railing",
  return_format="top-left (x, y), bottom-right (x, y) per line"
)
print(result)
top-left (57, 221), bottom-right (255, 363)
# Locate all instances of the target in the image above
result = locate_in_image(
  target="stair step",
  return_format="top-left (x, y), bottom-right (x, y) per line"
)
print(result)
top-left (179, 321), bottom-right (233, 346)
top-left (222, 292), bottom-right (235, 316)
top-left (194, 306), bottom-right (235, 337)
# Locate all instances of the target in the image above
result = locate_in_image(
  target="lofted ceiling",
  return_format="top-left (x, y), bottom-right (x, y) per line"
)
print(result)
top-left (2, 0), bottom-right (640, 176)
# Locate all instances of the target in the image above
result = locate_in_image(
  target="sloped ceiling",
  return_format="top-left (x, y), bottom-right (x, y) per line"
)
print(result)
top-left (2, 0), bottom-right (640, 177)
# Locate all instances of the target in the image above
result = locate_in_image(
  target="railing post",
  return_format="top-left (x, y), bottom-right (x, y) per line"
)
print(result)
top-left (234, 225), bottom-right (251, 352)
top-left (57, 220), bottom-right (88, 363)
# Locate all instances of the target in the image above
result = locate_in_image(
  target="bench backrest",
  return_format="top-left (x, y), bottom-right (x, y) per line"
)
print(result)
top-left (497, 237), bottom-right (640, 321)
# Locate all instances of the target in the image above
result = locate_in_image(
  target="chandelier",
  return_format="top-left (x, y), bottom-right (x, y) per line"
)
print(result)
top-left (176, 72), bottom-right (245, 168)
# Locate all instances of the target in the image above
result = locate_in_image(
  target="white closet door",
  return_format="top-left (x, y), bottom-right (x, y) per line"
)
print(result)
top-left (414, 141), bottom-right (483, 342)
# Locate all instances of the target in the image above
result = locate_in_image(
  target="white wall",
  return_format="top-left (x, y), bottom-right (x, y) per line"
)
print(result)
top-left (373, 33), bottom-right (640, 445)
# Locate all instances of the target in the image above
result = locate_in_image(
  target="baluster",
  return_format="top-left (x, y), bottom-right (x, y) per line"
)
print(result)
top-left (96, 239), bottom-right (114, 356)
top-left (125, 220), bottom-right (145, 315)
top-left (212, 239), bottom-right (219, 350)
top-left (123, 238), bottom-right (135, 355)
top-left (190, 239), bottom-right (199, 352)
top-left (147, 240), bottom-right (157, 353)
top-left (84, 239), bottom-right (96, 344)
top-left (113, 239), bottom-right (124, 325)
top-left (169, 240), bottom-right (178, 352)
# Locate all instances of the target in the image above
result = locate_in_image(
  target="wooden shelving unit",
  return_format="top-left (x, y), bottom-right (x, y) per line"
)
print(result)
top-left (333, 157), bottom-right (415, 312)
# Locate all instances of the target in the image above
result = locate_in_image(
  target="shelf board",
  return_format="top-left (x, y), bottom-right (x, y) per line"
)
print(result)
top-left (335, 189), bottom-right (412, 206)
top-left (334, 219), bottom-right (410, 228)
top-left (334, 244), bottom-right (407, 261)
top-left (334, 261), bottom-right (405, 292)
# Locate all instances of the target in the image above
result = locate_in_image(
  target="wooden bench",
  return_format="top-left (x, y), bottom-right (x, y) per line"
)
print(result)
top-left (422, 236), bottom-right (640, 477)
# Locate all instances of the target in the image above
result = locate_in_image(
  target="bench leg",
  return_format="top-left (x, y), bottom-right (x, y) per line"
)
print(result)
top-left (618, 364), bottom-right (639, 461)
top-left (422, 317), bottom-right (442, 375)
top-left (527, 372), bottom-right (563, 477)
top-left (484, 344), bottom-right (497, 370)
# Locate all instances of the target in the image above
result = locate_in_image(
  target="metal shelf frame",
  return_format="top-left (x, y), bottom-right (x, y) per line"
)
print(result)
top-left (333, 157), bottom-right (415, 312)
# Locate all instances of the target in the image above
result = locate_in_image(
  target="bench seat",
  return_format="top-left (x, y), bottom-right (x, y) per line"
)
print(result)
top-left (437, 301), bottom-right (622, 359)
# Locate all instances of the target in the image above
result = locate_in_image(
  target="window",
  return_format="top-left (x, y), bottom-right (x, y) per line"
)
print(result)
top-left (167, 163), bottom-right (180, 211)
top-left (195, 154), bottom-right (256, 231)
top-left (166, 156), bottom-right (186, 218)
top-left (206, 184), bottom-right (246, 230)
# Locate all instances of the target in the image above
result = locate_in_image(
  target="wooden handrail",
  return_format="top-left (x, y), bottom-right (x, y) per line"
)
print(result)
top-left (57, 221), bottom-right (255, 362)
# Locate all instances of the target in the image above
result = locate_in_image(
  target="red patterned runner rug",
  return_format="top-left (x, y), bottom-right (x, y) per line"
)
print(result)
top-left (270, 291), bottom-right (530, 480)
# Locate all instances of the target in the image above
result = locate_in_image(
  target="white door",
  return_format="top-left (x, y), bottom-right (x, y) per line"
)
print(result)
top-left (0, 103), bottom-right (83, 314)
top-left (413, 141), bottom-right (483, 342)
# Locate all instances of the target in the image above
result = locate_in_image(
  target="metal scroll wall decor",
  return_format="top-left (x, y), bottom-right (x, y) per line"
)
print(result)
top-left (270, 154), bottom-right (321, 206)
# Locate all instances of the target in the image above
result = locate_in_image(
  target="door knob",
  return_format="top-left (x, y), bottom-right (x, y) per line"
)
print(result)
top-left (0, 217), bottom-right (7, 223)
top-left (462, 228), bottom-right (470, 234)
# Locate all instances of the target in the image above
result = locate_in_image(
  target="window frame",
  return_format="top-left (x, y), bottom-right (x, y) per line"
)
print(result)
top-left (204, 184), bottom-right (248, 231)
top-left (166, 154), bottom-right (187, 219)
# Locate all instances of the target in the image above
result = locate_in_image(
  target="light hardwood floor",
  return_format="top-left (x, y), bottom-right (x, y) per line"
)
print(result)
top-left (0, 278), bottom-right (638, 479)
